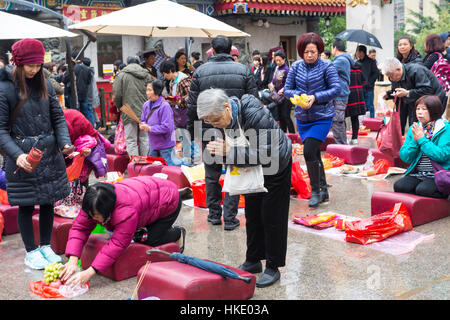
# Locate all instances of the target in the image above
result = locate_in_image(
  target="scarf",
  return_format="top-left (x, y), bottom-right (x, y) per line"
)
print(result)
top-left (422, 121), bottom-right (435, 140)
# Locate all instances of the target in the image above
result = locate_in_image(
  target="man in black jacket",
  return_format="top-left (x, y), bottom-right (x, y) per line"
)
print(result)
top-left (72, 51), bottom-right (95, 126)
top-left (356, 45), bottom-right (379, 118)
top-left (187, 35), bottom-right (258, 230)
top-left (383, 57), bottom-right (446, 119)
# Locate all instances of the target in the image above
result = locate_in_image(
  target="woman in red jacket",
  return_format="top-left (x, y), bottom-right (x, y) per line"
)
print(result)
top-left (60, 176), bottom-right (186, 287)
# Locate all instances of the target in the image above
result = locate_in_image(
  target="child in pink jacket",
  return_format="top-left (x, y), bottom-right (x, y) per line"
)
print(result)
top-left (60, 176), bottom-right (185, 287)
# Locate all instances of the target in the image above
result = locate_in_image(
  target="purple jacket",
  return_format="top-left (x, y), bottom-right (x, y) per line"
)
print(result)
top-left (65, 176), bottom-right (180, 273)
top-left (271, 63), bottom-right (289, 92)
top-left (141, 96), bottom-right (176, 150)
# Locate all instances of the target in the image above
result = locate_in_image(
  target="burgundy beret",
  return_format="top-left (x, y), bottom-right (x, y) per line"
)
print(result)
top-left (11, 38), bottom-right (45, 66)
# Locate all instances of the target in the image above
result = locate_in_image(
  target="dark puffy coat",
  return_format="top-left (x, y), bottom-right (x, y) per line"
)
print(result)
top-left (187, 53), bottom-right (258, 137)
top-left (386, 63), bottom-right (446, 110)
top-left (225, 95), bottom-right (292, 175)
top-left (74, 62), bottom-right (93, 99)
top-left (0, 66), bottom-right (71, 206)
top-left (358, 56), bottom-right (379, 91)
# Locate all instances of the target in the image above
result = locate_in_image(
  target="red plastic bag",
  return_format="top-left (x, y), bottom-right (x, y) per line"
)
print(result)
top-left (191, 177), bottom-right (245, 208)
top-left (130, 155), bottom-right (167, 166)
top-left (29, 280), bottom-right (64, 299)
top-left (374, 159), bottom-right (390, 174)
top-left (345, 203), bottom-right (412, 245)
top-left (0, 189), bottom-right (9, 205)
top-left (376, 99), bottom-right (403, 159)
top-left (0, 211), bottom-right (4, 242)
top-left (66, 153), bottom-right (85, 181)
top-left (291, 162), bottom-right (311, 199)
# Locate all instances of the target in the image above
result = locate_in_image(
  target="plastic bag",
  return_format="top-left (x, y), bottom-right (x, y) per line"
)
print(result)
top-left (58, 283), bottom-right (89, 298)
top-left (345, 203), bottom-right (413, 245)
top-left (66, 154), bottom-right (85, 181)
top-left (114, 117), bottom-right (127, 155)
top-left (375, 93), bottom-right (392, 117)
top-left (29, 280), bottom-right (64, 299)
top-left (374, 159), bottom-right (390, 174)
top-left (191, 176), bottom-right (245, 208)
top-left (0, 211), bottom-right (4, 242)
top-left (293, 212), bottom-right (339, 229)
top-left (323, 153), bottom-right (345, 168)
top-left (0, 189), bottom-right (9, 205)
top-left (291, 162), bottom-right (311, 199)
top-left (222, 165), bottom-right (267, 196)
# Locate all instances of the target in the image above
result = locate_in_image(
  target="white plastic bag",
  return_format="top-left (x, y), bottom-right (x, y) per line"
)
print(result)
top-left (58, 283), bottom-right (89, 298)
top-left (376, 93), bottom-right (392, 117)
top-left (222, 165), bottom-right (268, 196)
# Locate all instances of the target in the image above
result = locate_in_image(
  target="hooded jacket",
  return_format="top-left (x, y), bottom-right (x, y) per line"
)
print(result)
top-left (283, 58), bottom-right (341, 122)
top-left (113, 63), bottom-right (152, 125)
top-left (65, 176), bottom-right (180, 273)
top-left (0, 65), bottom-right (71, 206)
top-left (332, 52), bottom-right (354, 100)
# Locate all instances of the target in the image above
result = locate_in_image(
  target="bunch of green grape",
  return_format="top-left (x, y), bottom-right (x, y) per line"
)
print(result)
top-left (44, 262), bottom-right (63, 284)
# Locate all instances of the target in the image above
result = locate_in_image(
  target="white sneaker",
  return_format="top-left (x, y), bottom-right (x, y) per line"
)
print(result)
top-left (349, 139), bottom-right (358, 145)
top-left (39, 245), bottom-right (62, 264)
top-left (24, 248), bottom-right (50, 270)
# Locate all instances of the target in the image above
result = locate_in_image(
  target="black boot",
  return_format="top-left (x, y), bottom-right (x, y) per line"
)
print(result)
top-left (306, 160), bottom-right (321, 208)
top-left (319, 160), bottom-right (329, 203)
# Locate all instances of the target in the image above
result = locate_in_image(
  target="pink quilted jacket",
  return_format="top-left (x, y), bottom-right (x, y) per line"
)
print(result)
top-left (65, 176), bottom-right (180, 273)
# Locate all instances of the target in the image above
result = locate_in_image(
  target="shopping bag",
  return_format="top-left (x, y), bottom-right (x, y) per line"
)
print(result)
top-left (345, 202), bottom-right (413, 245)
top-left (374, 159), bottom-right (390, 175)
top-left (375, 93), bottom-right (392, 117)
top-left (54, 179), bottom-right (85, 218)
top-left (0, 189), bottom-right (9, 205)
top-left (291, 161), bottom-right (311, 199)
top-left (66, 154), bottom-right (85, 181)
top-left (114, 117), bottom-right (127, 155)
top-left (430, 160), bottom-right (450, 196)
top-left (222, 165), bottom-right (268, 196)
top-left (376, 98), bottom-right (403, 159)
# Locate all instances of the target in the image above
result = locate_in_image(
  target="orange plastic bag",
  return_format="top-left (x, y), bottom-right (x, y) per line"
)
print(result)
top-left (0, 189), bottom-right (9, 205)
top-left (291, 162), bottom-right (311, 199)
top-left (345, 203), bottom-right (412, 245)
top-left (0, 212), bottom-right (4, 242)
top-left (29, 281), bottom-right (64, 299)
top-left (191, 176), bottom-right (245, 208)
top-left (66, 154), bottom-right (85, 181)
top-left (374, 159), bottom-right (390, 174)
top-left (323, 153), bottom-right (345, 168)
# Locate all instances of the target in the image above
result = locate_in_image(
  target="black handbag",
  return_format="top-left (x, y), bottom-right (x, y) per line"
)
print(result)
top-left (269, 90), bottom-right (285, 105)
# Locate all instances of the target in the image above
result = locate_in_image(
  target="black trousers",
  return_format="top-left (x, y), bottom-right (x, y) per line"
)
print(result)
top-left (350, 116), bottom-right (359, 140)
top-left (278, 100), bottom-right (295, 133)
top-left (399, 102), bottom-right (417, 135)
top-left (18, 204), bottom-right (54, 252)
top-left (244, 158), bottom-right (292, 269)
top-left (394, 175), bottom-right (445, 199)
top-left (142, 196), bottom-right (183, 247)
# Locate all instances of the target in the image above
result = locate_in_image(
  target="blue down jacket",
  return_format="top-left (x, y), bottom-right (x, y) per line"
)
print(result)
top-left (284, 58), bottom-right (341, 122)
top-left (0, 66), bottom-right (71, 206)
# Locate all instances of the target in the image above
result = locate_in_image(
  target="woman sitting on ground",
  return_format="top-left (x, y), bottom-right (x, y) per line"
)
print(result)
top-left (394, 95), bottom-right (450, 198)
top-left (60, 176), bottom-right (186, 287)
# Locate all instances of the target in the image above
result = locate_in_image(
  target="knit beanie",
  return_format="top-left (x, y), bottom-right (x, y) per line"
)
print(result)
top-left (10, 38), bottom-right (45, 66)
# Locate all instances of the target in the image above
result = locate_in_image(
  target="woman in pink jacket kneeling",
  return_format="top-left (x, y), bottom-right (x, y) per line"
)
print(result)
top-left (60, 176), bottom-right (185, 287)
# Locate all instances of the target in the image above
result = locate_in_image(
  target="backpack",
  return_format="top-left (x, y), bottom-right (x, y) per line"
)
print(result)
top-left (430, 52), bottom-right (450, 93)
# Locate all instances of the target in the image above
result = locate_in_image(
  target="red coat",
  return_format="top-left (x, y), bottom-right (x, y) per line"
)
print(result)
top-left (63, 109), bottom-right (98, 143)
top-left (65, 176), bottom-right (180, 273)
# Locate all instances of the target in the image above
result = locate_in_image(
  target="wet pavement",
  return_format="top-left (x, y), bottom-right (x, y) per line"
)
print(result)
top-left (0, 133), bottom-right (448, 301)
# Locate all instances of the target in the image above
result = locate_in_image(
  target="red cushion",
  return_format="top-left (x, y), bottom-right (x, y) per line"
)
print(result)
top-left (32, 215), bottom-right (73, 254)
top-left (137, 260), bottom-right (256, 300)
top-left (320, 134), bottom-right (336, 151)
top-left (286, 133), bottom-right (302, 144)
top-left (2, 206), bottom-right (39, 235)
top-left (326, 144), bottom-right (369, 165)
top-left (127, 162), bottom-right (164, 178)
top-left (107, 154), bottom-right (130, 173)
top-left (363, 118), bottom-right (384, 131)
top-left (80, 233), bottom-right (180, 281)
top-left (161, 166), bottom-right (190, 189)
top-left (371, 191), bottom-right (450, 227)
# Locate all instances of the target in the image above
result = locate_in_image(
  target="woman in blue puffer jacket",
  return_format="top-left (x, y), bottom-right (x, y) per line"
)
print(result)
top-left (284, 32), bottom-right (341, 208)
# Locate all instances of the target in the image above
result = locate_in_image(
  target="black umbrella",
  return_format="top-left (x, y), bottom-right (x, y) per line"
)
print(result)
top-left (147, 249), bottom-right (252, 283)
top-left (335, 29), bottom-right (383, 49)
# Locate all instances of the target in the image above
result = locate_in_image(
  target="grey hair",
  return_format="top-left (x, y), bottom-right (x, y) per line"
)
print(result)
top-left (197, 88), bottom-right (230, 118)
top-left (126, 55), bottom-right (140, 65)
top-left (382, 57), bottom-right (402, 74)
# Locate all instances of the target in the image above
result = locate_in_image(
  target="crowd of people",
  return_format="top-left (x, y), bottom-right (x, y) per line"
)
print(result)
top-left (0, 28), bottom-right (448, 290)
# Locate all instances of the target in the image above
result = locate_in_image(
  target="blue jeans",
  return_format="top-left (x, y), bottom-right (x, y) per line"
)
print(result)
top-left (78, 97), bottom-right (95, 126)
top-left (176, 128), bottom-right (200, 161)
top-left (149, 146), bottom-right (190, 167)
top-left (364, 90), bottom-right (375, 118)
